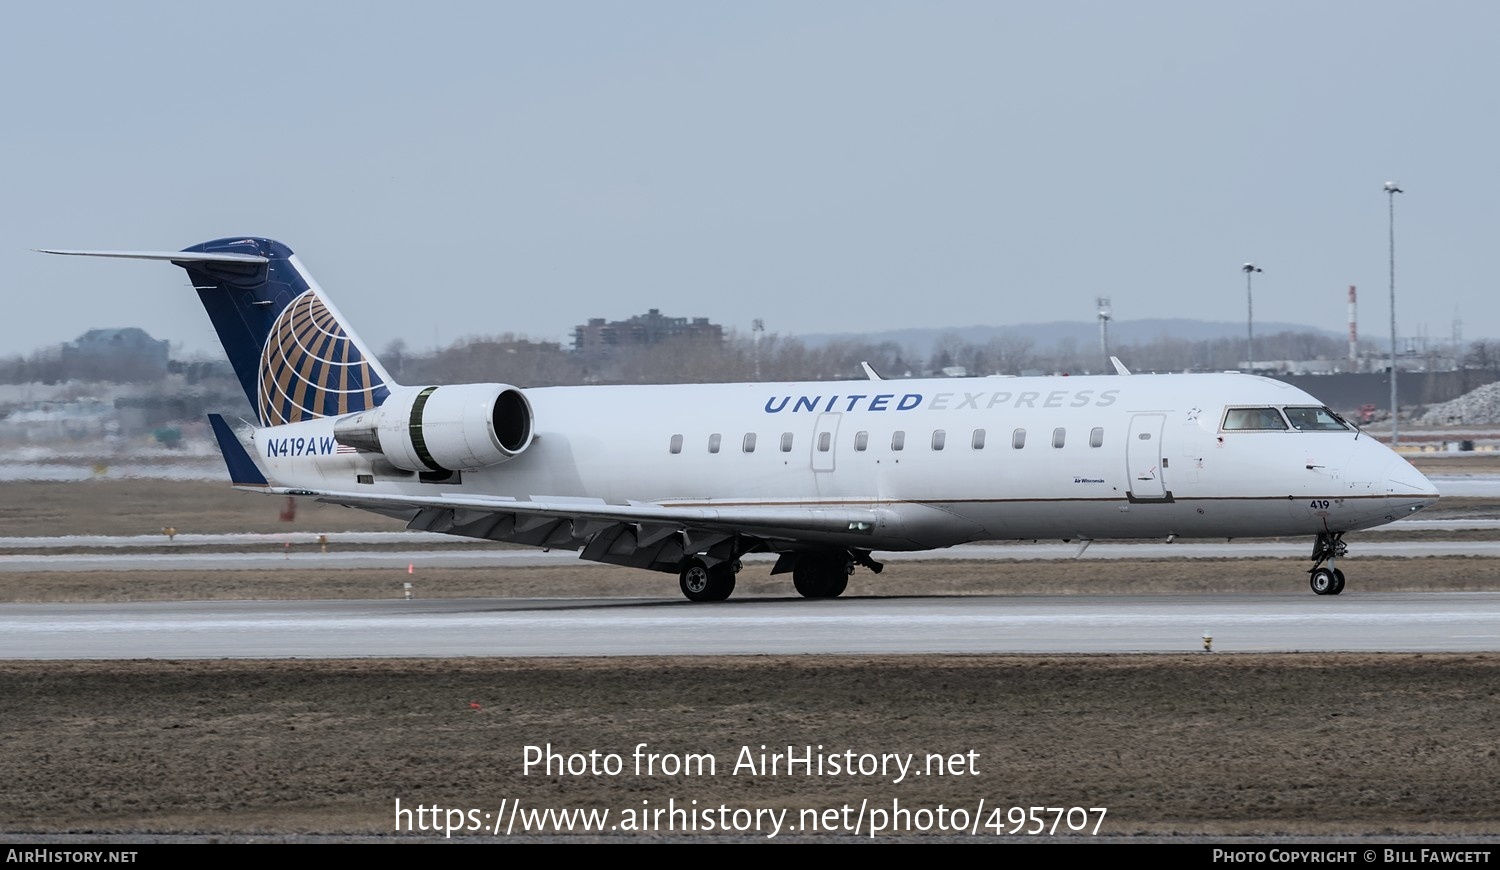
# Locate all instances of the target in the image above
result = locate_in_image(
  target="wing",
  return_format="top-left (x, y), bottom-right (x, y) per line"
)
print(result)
top-left (204, 417), bottom-right (880, 572)
top-left (317, 488), bottom-right (882, 573)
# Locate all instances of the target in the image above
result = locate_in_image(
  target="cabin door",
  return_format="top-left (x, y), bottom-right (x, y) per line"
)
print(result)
top-left (1126, 413), bottom-right (1168, 500)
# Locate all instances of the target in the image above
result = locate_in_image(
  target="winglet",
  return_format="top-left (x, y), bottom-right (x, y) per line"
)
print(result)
top-left (860, 361), bottom-right (884, 381)
top-left (1110, 356), bottom-right (1132, 376)
top-left (207, 414), bottom-right (269, 486)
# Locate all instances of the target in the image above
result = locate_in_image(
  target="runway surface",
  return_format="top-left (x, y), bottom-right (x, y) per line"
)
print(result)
top-left (3, 592), bottom-right (1498, 659)
top-left (2, 513), bottom-right (1497, 551)
top-left (4, 537), bottom-right (1498, 572)
top-left (1410, 473), bottom-right (1500, 497)
top-left (4, 471), bottom-right (1496, 661)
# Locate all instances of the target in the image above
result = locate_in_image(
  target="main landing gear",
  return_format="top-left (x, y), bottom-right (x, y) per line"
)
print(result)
top-left (677, 548), bottom-right (882, 602)
top-left (788, 549), bottom-right (882, 599)
top-left (792, 552), bottom-right (853, 599)
top-left (1308, 531), bottom-right (1347, 596)
top-left (678, 557), bottom-right (738, 602)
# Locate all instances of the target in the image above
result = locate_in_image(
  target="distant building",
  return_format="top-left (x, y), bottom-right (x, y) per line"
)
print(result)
top-left (573, 309), bottom-right (723, 357)
top-left (0, 399), bottom-right (115, 442)
top-left (61, 328), bottom-right (170, 381)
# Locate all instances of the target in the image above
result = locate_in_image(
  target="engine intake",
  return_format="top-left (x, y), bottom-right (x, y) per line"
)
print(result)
top-left (333, 384), bottom-right (533, 472)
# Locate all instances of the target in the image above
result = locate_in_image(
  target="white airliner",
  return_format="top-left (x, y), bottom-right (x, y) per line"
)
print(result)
top-left (44, 238), bottom-right (1439, 601)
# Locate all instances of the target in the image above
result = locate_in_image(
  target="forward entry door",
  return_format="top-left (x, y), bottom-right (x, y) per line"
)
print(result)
top-left (1126, 413), bottom-right (1168, 500)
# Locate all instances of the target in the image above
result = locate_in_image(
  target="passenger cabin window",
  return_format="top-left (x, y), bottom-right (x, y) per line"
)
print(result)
top-left (818, 431), bottom-right (832, 452)
top-left (972, 429), bottom-right (986, 450)
top-left (1052, 427), bottom-right (1066, 448)
top-left (931, 430), bottom-right (946, 450)
top-left (1284, 406), bottom-right (1350, 431)
top-left (669, 434), bottom-right (683, 454)
top-left (854, 431), bottom-right (869, 451)
top-left (1090, 427), bottom-right (1104, 448)
top-left (892, 430), bottom-right (906, 451)
top-left (743, 433), bottom-right (757, 453)
top-left (708, 433), bottom-right (721, 454)
top-left (1012, 428), bottom-right (1026, 449)
top-left (1222, 407), bottom-right (1289, 431)
top-left (780, 432), bottom-right (794, 452)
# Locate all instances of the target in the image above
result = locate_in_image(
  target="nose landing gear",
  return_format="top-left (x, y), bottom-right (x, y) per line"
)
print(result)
top-left (1308, 532), bottom-right (1347, 595)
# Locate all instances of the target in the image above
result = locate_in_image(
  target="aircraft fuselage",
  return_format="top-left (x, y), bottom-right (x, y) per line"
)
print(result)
top-left (251, 371), bottom-right (1435, 552)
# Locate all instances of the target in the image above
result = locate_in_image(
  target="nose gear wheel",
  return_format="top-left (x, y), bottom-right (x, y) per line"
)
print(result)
top-left (1308, 532), bottom-right (1348, 596)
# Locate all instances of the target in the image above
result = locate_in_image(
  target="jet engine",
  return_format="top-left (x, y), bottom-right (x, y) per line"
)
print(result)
top-left (333, 384), bottom-right (534, 472)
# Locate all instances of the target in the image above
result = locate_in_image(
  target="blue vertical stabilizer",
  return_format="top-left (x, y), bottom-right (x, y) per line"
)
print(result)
top-left (179, 238), bottom-right (391, 425)
top-left (40, 239), bottom-right (393, 426)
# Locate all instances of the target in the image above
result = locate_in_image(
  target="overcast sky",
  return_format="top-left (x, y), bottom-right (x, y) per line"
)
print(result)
top-left (4, 2), bottom-right (1496, 359)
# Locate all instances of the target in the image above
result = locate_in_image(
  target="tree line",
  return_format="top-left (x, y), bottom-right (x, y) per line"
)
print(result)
top-left (0, 328), bottom-right (1480, 390)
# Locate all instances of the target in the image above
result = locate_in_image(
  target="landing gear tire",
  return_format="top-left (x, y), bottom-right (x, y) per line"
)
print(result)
top-left (792, 553), bottom-right (852, 599)
top-left (1310, 567), bottom-right (1342, 596)
top-left (1308, 532), bottom-right (1350, 596)
top-left (679, 558), bottom-right (735, 602)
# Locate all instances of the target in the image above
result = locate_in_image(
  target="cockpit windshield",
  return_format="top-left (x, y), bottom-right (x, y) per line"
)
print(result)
top-left (1283, 406), bottom-right (1350, 431)
top-left (1221, 407), bottom-right (1288, 430)
top-left (1221, 405), bottom-right (1350, 432)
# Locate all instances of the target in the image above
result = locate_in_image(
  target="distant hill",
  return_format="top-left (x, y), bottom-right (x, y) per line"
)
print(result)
top-left (796, 319), bottom-right (1338, 354)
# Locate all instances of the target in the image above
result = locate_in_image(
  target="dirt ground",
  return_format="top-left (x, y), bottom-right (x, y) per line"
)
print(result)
top-left (3, 473), bottom-right (1500, 841)
top-left (0, 479), bottom-right (397, 538)
top-left (1, 655), bottom-right (1498, 841)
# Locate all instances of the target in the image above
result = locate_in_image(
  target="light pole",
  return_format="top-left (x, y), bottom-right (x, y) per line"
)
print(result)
top-left (752, 318), bottom-right (764, 381)
top-left (1097, 297), bottom-right (1111, 371)
top-left (1242, 262), bottom-right (1262, 371)
top-left (1385, 181), bottom-right (1403, 446)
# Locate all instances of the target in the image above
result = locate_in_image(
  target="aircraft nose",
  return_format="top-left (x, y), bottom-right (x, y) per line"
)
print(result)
top-left (1382, 454), bottom-right (1440, 504)
top-left (1346, 438), bottom-right (1439, 509)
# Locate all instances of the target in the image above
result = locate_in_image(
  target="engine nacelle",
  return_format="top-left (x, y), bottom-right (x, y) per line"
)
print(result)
top-left (333, 384), bottom-right (534, 472)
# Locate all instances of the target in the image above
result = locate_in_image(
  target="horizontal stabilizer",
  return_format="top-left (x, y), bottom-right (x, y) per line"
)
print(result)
top-left (36, 249), bottom-right (268, 265)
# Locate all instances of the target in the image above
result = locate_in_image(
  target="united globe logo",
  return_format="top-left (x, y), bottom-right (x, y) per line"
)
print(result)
top-left (256, 290), bottom-right (384, 425)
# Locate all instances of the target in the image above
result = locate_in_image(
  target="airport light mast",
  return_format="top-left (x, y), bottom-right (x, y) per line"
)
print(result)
top-left (1242, 263), bottom-right (1263, 372)
top-left (752, 318), bottom-right (764, 381)
top-left (1096, 297), bottom-right (1111, 372)
top-left (1386, 181), bottom-right (1403, 446)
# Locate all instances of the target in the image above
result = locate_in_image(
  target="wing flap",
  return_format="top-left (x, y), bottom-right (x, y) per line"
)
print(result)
top-left (315, 488), bottom-right (879, 534)
top-left (308, 487), bottom-right (880, 572)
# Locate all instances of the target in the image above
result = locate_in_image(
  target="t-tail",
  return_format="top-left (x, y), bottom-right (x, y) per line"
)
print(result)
top-left (40, 238), bottom-right (393, 425)
top-left (43, 239), bottom-right (534, 482)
